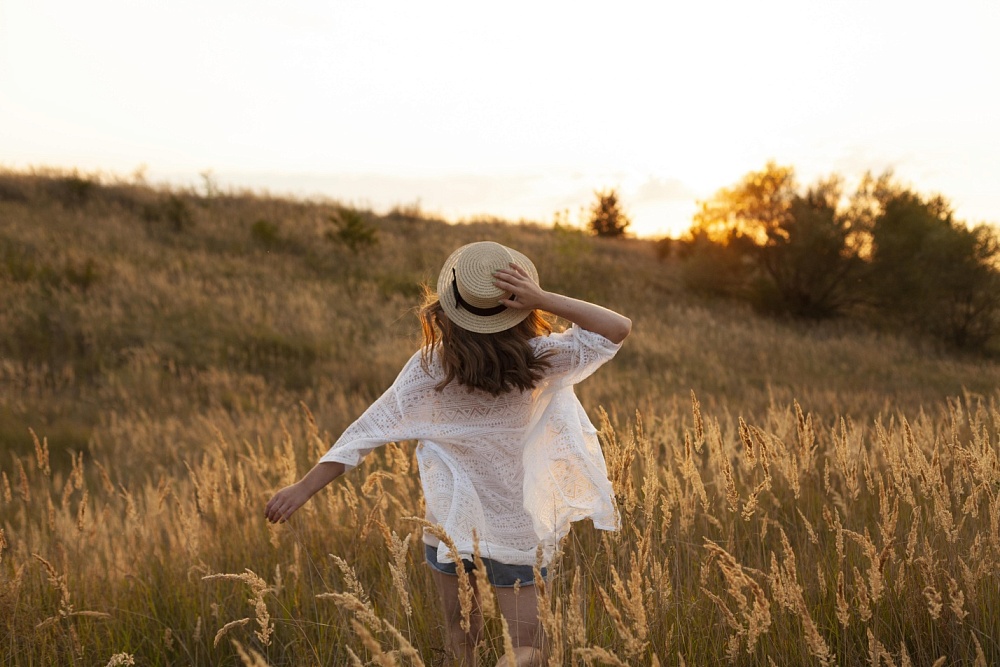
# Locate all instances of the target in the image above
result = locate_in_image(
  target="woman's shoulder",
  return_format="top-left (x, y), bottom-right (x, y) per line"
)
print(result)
top-left (384, 350), bottom-right (441, 403)
top-left (398, 348), bottom-right (428, 372)
top-left (398, 347), bottom-right (443, 383)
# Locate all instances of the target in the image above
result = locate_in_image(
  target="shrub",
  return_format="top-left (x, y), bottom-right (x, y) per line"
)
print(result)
top-left (688, 163), bottom-right (1000, 349)
top-left (0, 175), bottom-right (30, 202)
top-left (143, 195), bottom-right (194, 232)
top-left (865, 191), bottom-right (1000, 350)
top-left (56, 175), bottom-right (96, 206)
top-left (327, 208), bottom-right (378, 253)
top-left (588, 188), bottom-right (631, 237)
top-left (63, 258), bottom-right (100, 292)
top-left (250, 219), bottom-right (281, 249)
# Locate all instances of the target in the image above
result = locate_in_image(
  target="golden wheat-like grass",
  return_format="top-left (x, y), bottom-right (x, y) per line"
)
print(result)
top-left (2, 170), bottom-right (1000, 664)
top-left (5, 359), bottom-right (1000, 665)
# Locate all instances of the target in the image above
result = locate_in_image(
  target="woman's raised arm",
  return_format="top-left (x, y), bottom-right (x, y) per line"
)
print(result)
top-left (492, 263), bottom-right (632, 344)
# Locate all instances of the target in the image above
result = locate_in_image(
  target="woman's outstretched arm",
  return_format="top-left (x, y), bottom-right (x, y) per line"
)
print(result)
top-left (265, 461), bottom-right (345, 523)
top-left (493, 263), bottom-right (632, 343)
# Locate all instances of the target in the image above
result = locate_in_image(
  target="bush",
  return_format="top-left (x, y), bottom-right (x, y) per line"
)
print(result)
top-left (0, 239), bottom-right (99, 292)
top-left (250, 219), bottom-right (281, 249)
top-left (865, 191), bottom-right (1000, 349)
top-left (327, 208), bottom-right (378, 253)
top-left (55, 175), bottom-right (96, 206)
top-left (0, 175), bottom-right (30, 202)
top-left (143, 195), bottom-right (194, 232)
top-left (688, 163), bottom-right (1000, 350)
top-left (588, 188), bottom-right (631, 237)
top-left (677, 231), bottom-right (752, 297)
top-left (63, 258), bottom-right (100, 292)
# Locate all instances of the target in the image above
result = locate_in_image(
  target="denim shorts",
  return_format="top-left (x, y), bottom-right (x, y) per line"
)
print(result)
top-left (423, 543), bottom-right (546, 588)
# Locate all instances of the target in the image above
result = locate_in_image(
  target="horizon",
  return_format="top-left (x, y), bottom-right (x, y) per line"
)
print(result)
top-left (2, 1), bottom-right (998, 237)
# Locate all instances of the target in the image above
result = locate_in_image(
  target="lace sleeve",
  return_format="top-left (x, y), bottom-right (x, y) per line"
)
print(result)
top-left (318, 356), bottom-right (417, 469)
top-left (536, 324), bottom-right (623, 388)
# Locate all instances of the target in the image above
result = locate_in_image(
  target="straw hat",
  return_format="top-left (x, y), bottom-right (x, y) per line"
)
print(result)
top-left (436, 241), bottom-right (539, 334)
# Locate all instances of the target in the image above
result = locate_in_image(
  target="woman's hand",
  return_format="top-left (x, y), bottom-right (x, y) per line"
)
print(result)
top-left (493, 263), bottom-right (548, 310)
top-left (494, 262), bottom-right (632, 344)
top-left (264, 461), bottom-right (345, 524)
top-left (265, 481), bottom-right (312, 523)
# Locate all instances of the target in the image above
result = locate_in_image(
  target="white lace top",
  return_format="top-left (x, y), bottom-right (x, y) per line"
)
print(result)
top-left (319, 325), bottom-right (622, 566)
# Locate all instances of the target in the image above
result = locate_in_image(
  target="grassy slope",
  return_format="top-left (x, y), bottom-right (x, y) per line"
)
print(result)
top-left (1, 172), bottom-right (999, 665)
top-left (1, 172), bottom-right (996, 467)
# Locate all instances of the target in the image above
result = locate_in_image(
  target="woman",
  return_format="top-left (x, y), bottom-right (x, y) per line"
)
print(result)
top-left (265, 241), bottom-right (631, 666)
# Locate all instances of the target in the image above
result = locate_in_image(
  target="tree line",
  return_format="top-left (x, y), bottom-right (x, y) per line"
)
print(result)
top-left (665, 162), bottom-right (1000, 353)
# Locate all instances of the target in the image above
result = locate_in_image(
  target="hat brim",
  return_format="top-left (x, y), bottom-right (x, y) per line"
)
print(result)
top-left (436, 242), bottom-right (539, 334)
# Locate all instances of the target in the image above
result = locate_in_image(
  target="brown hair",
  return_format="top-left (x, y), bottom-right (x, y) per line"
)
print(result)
top-left (419, 288), bottom-right (553, 396)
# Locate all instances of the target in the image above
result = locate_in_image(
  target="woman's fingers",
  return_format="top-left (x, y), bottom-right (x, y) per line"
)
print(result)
top-left (493, 278), bottom-right (527, 308)
top-left (492, 278), bottom-right (516, 293)
top-left (493, 263), bottom-right (528, 289)
top-left (503, 262), bottom-right (530, 282)
top-left (267, 504), bottom-right (291, 523)
top-left (507, 262), bottom-right (528, 277)
top-left (501, 295), bottom-right (529, 310)
top-left (494, 264), bottom-right (545, 311)
top-left (265, 489), bottom-right (297, 523)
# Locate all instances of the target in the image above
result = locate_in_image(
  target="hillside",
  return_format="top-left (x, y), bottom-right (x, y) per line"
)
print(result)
top-left (2, 170), bottom-right (1000, 665)
top-left (1, 170), bottom-right (997, 469)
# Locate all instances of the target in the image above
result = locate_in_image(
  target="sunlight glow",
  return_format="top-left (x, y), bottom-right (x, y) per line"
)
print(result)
top-left (1, 0), bottom-right (998, 237)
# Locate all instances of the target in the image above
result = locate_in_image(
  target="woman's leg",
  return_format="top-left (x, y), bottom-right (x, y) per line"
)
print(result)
top-left (429, 568), bottom-right (483, 666)
top-left (493, 585), bottom-right (544, 667)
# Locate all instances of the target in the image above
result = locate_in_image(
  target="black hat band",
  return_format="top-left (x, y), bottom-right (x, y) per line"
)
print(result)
top-left (451, 268), bottom-right (508, 317)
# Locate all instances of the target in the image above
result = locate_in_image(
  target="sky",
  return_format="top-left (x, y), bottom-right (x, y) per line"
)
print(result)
top-left (1, 0), bottom-right (998, 238)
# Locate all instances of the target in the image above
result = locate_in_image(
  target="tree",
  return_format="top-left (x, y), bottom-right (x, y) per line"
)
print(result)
top-left (687, 163), bottom-right (863, 318)
top-left (685, 162), bottom-right (1000, 349)
top-left (692, 161), bottom-right (795, 244)
top-left (761, 178), bottom-right (866, 318)
top-left (865, 189), bottom-right (1000, 349)
top-left (588, 189), bottom-right (631, 237)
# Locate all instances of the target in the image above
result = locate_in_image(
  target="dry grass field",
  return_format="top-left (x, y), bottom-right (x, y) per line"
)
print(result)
top-left (1, 170), bottom-right (998, 665)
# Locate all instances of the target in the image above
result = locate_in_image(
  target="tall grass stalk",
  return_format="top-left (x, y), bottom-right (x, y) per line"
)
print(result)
top-left (2, 168), bottom-right (998, 664)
